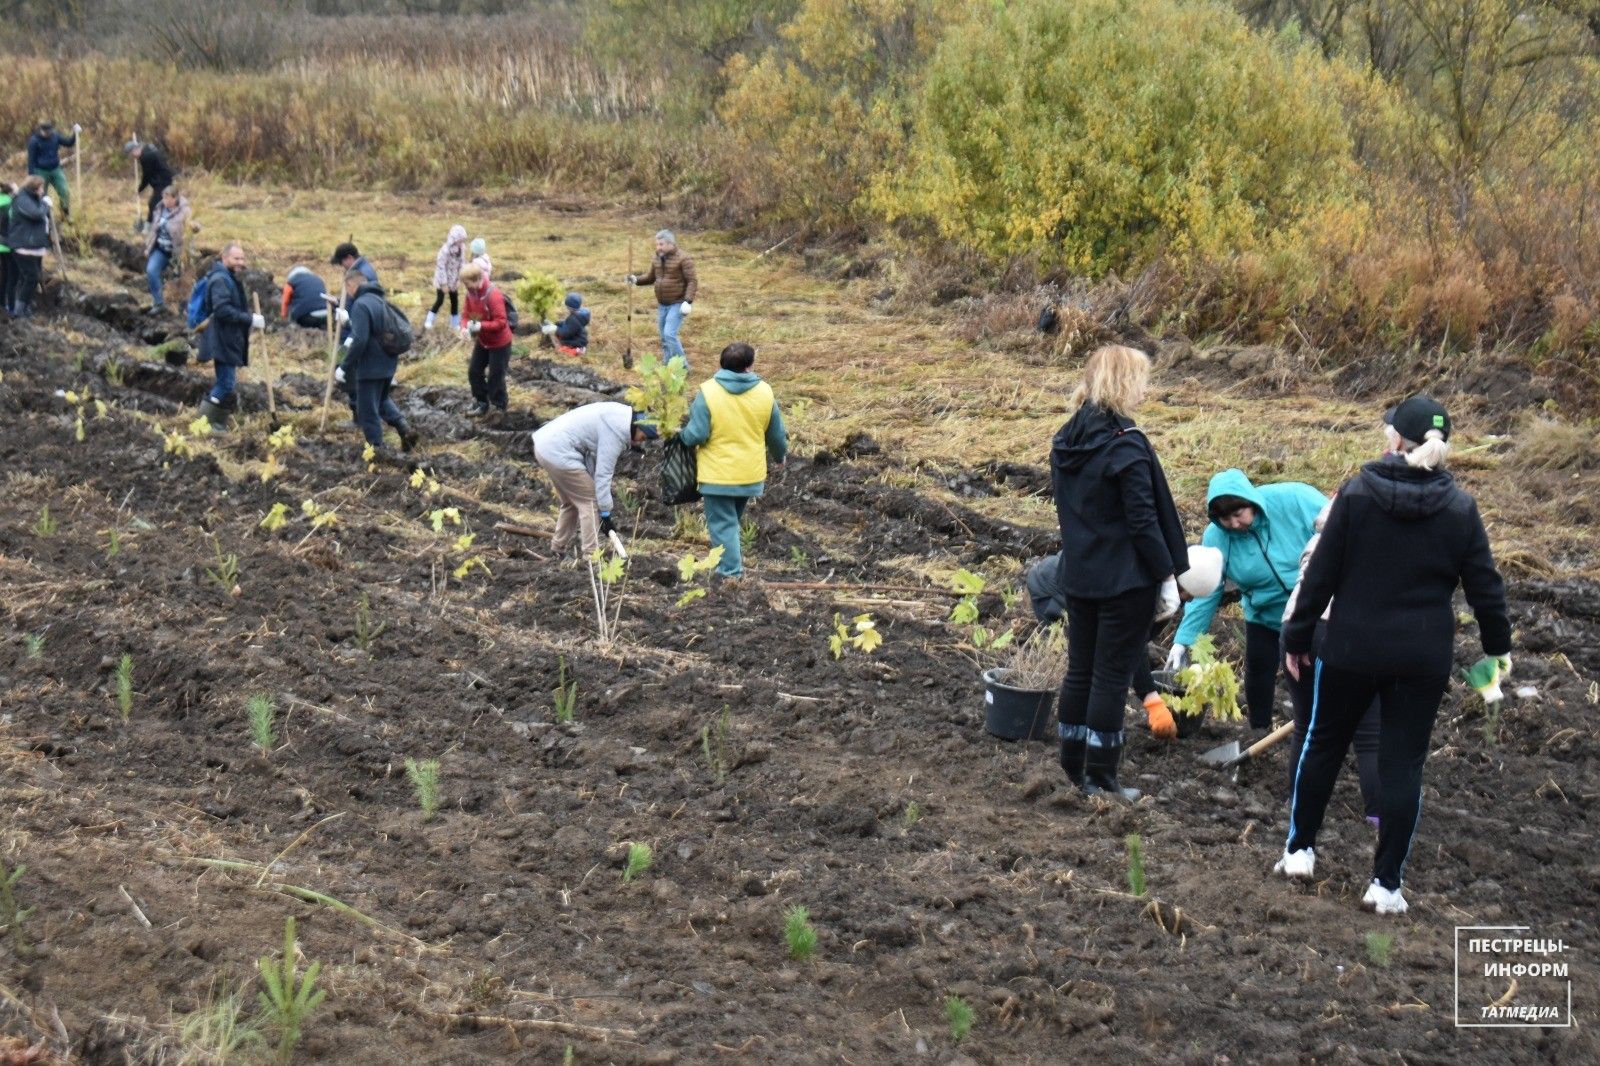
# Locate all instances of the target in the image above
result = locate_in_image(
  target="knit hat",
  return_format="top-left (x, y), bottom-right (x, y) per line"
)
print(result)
top-left (1177, 545), bottom-right (1224, 599)
top-left (330, 241), bottom-right (359, 265)
top-left (470, 237), bottom-right (487, 257)
top-left (564, 292), bottom-right (583, 310)
top-left (632, 410), bottom-right (660, 439)
top-left (1384, 396), bottom-right (1451, 443)
top-left (655, 229), bottom-right (676, 246)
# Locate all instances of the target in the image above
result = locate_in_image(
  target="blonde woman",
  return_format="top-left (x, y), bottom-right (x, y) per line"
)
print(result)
top-left (1051, 345), bottom-right (1189, 799)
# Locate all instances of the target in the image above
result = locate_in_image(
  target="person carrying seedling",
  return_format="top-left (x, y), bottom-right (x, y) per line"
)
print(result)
top-left (676, 342), bottom-right (787, 581)
top-left (195, 243), bottom-right (265, 432)
top-left (124, 138), bottom-right (175, 227)
top-left (628, 228), bottom-right (696, 368)
top-left (1165, 470), bottom-right (1327, 732)
top-left (26, 120), bottom-right (79, 219)
top-left (458, 262), bottom-right (513, 421)
top-left (427, 224), bottom-right (468, 331)
top-left (335, 268), bottom-right (418, 455)
top-left (142, 186), bottom-right (191, 316)
top-left (540, 292), bottom-right (590, 356)
top-left (532, 402), bottom-right (658, 558)
top-left (1050, 346), bottom-right (1189, 799)
top-left (281, 265), bottom-right (329, 329)
top-left (6, 177), bottom-right (53, 319)
top-left (1278, 397), bottom-right (1510, 915)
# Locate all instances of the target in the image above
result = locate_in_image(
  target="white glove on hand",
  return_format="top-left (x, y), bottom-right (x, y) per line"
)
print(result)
top-left (1155, 576), bottom-right (1180, 621)
top-left (1164, 644), bottom-right (1189, 672)
top-left (626, 274), bottom-right (638, 285)
top-left (334, 307), bottom-right (350, 325)
top-left (72, 123), bottom-right (82, 134)
top-left (540, 322), bottom-right (556, 335)
top-left (41, 195), bottom-right (53, 210)
top-left (250, 314), bottom-right (266, 331)
top-left (334, 366), bottom-right (346, 384)
top-left (469, 320), bottom-right (481, 334)
top-left (680, 301), bottom-right (693, 316)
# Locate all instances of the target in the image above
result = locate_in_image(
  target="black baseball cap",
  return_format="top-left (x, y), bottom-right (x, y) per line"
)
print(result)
top-left (1384, 396), bottom-right (1451, 442)
top-left (330, 242), bottom-right (359, 265)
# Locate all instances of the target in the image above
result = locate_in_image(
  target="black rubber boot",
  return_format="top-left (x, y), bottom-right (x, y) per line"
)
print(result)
top-left (1084, 743), bottom-right (1141, 801)
top-left (197, 398), bottom-right (229, 433)
top-left (1058, 737), bottom-right (1087, 789)
top-left (396, 420), bottom-right (419, 453)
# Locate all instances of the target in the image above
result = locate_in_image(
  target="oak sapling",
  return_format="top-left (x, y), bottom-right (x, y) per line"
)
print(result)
top-left (248, 694), bottom-right (277, 754)
top-left (945, 994), bottom-right (975, 1044)
top-left (622, 842), bottom-right (652, 883)
top-left (404, 758), bottom-right (441, 821)
top-left (257, 916), bottom-right (326, 1066)
top-left (115, 653), bottom-right (135, 722)
top-left (784, 905), bottom-right (817, 961)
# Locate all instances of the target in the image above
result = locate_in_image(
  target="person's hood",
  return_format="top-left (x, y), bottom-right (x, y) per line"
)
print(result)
top-left (448, 225), bottom-right (467, 245)
top-left (712, 369), bottom-right (763, 394)
top-left (577, 308), bottom-right (591, 323)
top-left (1356, 456), bottom-right (1458, 519)
top-left (286, 265), bottom-right (314, 283)
top-left (1205, 469), bottom-right (1270, 535)
top-left (1050, 403), bottom-right (1138, 474)
top-left (353, 282), bottom-right (387, 302)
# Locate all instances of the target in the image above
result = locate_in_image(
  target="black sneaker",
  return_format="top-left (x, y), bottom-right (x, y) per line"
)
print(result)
top-left (468, 402), bottom-right (489, 418)
top-left (397, 422), bottom-right (419, 452)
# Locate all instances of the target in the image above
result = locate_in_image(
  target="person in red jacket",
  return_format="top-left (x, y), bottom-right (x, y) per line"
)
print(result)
top-left (459, 262), bottom-right (514, 419)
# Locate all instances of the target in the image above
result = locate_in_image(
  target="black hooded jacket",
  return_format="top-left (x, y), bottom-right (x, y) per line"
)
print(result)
top-left (1050, 403), bottom-right (1189, 599)
top-left (1284, 457), bottom-right (1509, 676)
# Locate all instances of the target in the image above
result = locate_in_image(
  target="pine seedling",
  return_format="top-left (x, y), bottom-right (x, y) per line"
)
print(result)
top-left (1125, 833), bottom-right (1146, 897)
top-left (784, 905), bottom-right (817, 961)
top-left (205, 535), bottom-right (240, 595)
top-left (248, 694), bottom-right (276, 754)
top-left (903, 801), bottom-right (922, 828)
top-left (354, 593), bottom-right (386, 654)
top-left (257, 916), bottom-right (326, 1066)
top-left (32, 505), bottom-right (57, 537)
top-left (701, 705), bottom-right (731, 785)
top-left (23, 634), bottom-right (44, 659)
top-left (105, 527), bottom-right (121, 560)
top-left (115, 653), bottom-right (135, 722)
top-left (563, 1045), bottom-right (574, 1066)
top-left (621, 842), bottom-right (652, 883)
top-left (1365, 931), bottom-right (1395, 968)
top-left (553, 657), bottom-right (578, 724)
top-left (945, 994), bottom-right (975, 1044)
top-left (0, 861), bottom-right (34, 957)
top-left (404, 758), bottom-right (441, 821)
top-left (740, 517), bottom-right (758, 552)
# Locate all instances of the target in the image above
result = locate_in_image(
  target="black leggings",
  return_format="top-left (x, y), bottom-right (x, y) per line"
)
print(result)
top-left (1287, 662), bottom-right (1448, 890)
top-left (430, 288), bottom-right (459, 315)
top-left (1284, 627), bottom-right (1380, 818)
top-left (1059, 583), bottom-right (1161, 744)
top-left (468, 342), bottom-right (511, 410)
top-left (11, 255), bottom-right (42, 314)
top-left (1244, 621), bottom-right (1283, 729)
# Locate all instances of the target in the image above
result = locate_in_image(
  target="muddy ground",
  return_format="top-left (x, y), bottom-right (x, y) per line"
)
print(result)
top-left (1, 255), bottom-right (1597, 1064)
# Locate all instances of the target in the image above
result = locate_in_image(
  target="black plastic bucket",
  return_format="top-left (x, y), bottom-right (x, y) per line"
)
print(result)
top-left (1152, 668), bottom-right (1206, 739)
top-left (983, 668), bottom-right (1056, 742)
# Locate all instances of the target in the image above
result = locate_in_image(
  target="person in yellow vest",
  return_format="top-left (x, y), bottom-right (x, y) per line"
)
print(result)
top-left (676, 342), bottom-right (788, 579)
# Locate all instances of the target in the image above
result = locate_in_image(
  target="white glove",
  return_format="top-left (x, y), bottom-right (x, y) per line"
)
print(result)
top-left (72, 123), bottom-right (82, 134)
top-left (250, 314), bottom-right (266, 331)
top-left (540, 322), bottom-right (556, 335)
top-left (1164, 644), bottom-right (1189, 672)
top-left (334, 366), bottom-right (346, 384)
top-left (334, 307), bottom-right (350, 325)
top-left (680, 301), bottom-right (693, 316)
top-left (41, 195), bottom-right (52, 210)
top-left (626, 274), bottom-right (638, 285)
top-left (341, 337), bottom-right (352, 350)
top-left (469, 320), bottom-right (481, 334)
top-left (1154, 576), bottom-right (1180, 621)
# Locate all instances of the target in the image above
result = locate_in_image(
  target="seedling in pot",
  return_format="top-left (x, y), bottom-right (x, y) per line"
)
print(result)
top-left (354, 593), bottom-right (386, 655)
top-left (701, 705), bottom-right (731, 786)
top-left (621, 842), bottom-right (653, 883)
top-left (1125, 833), bottom-right (1146, 897)
top-left (945, 994), bottom-right (975, 1044)
top-left (784, 905), bottom-right (818, 961)
top-left (1365, 931), bottom-right (1395, 967)
top-left (1170, 635), bottom-right (1242, 722)
top-left (257, 916), bottom-right (326, 1066)
top-left (248, 693), bottom-right (277, 755)
top-left (32, 505), bottom-right (57, 537)
top-left (404, 758), bottom-right (441, 821)
top-left (553, 657), bottom-right (578, 724)
top-left (115, 653), bottom-right (135, 722)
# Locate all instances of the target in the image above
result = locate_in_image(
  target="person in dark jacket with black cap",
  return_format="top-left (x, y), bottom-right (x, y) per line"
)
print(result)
top-left (1050, 344), bottom-right (1189, 799)
top-left (125, 138), bottom-right (176, 225)
top-left (331, 242), bottom-right (378, 286)
top-left (1277, 396), bottom-right (1510, 915)
top-left (336, 269), bottom-right (417, 454)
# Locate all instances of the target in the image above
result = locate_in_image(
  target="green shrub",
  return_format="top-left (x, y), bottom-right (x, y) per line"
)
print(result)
top-left (514, 271), bottom-right (566, 324)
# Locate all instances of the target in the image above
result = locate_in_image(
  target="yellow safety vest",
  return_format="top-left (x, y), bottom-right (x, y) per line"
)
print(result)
top-left (697, 378), bottom-right (774, 485)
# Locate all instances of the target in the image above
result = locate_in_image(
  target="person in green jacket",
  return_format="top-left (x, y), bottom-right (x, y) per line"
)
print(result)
top-left (0, 183), bottom-right (13, 317)
top-left (1166, 469), bottom-right (1327, 729)
top-left (676, 342), bottom-right (788, 579)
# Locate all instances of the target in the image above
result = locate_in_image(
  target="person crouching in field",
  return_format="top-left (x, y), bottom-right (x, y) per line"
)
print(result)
top-left (540, 292), bottom-right (590, 356)
top-left (1277, 397), bottom-right (1510, 915)
top-left (281, 266), bottom-right (329, 329)
top-left (428, 224), bottom-right (467, 331)
top-left (532, 402), bottom-right (657, 558)
top-left (337, 268), bottom-right (418, 455)
top-left (458, 262), bottom-right (514, 420)
top-left (676, 342), bottom-right (787, 581)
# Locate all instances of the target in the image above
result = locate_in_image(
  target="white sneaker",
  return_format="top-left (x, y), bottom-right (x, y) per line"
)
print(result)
top-left (424, 311), bottom-right (436, 331)
top-left (1362, 880), bottom-right (1408, 915)
top-left (1273, 847), bottom-right (1315, 879)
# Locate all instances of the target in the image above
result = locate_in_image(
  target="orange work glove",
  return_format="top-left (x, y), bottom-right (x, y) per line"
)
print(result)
top-left (1144, 694), bottom-right (1177, 740)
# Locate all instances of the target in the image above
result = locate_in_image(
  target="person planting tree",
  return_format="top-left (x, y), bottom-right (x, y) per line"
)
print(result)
top-left (1277, 397), bottom-right (1510, 916)
top-left (142, 186), bottom-right (191, 315)
top-left (675, 342), bottom-right (787, 581)
top-left (1050, 345), bottom-right (1189, 800)
top-left (281, 265), bottom-right (329, 329)
top-left (427, 224), bottom-right (467, 331)
top-left (540, 292), bottom-right (591, 356)
top-left (532, 402), bottom-right (658, 558)
top-left (334, 268), bottom-right (418, 455)
top-left (195, 243), bottom-right (265, 432)
top-left (628, 229), bottom-right (697, 368)
top-left (26, 120), bottom-right (79, 219)
top-left (1165, 470), bottom-right (1327, 732)
top-left (124, 138), bottom-right (175, 227)
top-left (458, 262), bottom-right (514, 421)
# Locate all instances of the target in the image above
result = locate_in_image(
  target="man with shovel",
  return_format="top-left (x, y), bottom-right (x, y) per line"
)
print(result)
top-left (532, 402), bottom-right (658, 559)
top-left (26, 120), bottom-right (79, 220)
top-left (125, 138), bottom-right (175, 228)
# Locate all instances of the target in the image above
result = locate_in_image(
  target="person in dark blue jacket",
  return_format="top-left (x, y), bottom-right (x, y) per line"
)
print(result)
top-left (1050, 344), bottom-right (1189, 800)
top-left (27, 121), bottom-right (79, 218)
top-left (337, 270), bottom-right (417, 454)
top-left (281, 266), bottom-right (329, 329)
top-left (125, 139), bottom-right (177, 225)
top-left (196, 244), bottom-right (265, 431)
top-left (540, 292), bottom-right (591, 355)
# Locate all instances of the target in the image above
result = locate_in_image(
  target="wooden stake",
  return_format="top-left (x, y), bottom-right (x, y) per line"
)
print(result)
top-left (623, 238), bottom-right (634, 370)
top-left (251, 292), bottom-right (276, 418)
top-left (73, 129), bottom-right (84, 238)
top-left (132, 141), bottom-right (141, 233)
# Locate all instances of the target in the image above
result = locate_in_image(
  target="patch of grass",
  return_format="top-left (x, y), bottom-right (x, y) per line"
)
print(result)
top-left (404, 758), bottom-right (441, 821)
top-left (0, 860), bottom-right (35, 958)
top-left (784, 905), bottom-right (817, 962)
top-left (175, 982), bottom-right (262, 1064)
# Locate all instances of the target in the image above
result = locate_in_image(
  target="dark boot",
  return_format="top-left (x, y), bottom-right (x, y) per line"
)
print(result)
top-left (1084, 742), bottom-right (1141, 801)
top-left (1058, 736), bottom-right (1087, 789)
top-left (396, 420), bottom-right (419, 453)
top-left (197, 398), bottom-right (229, 433)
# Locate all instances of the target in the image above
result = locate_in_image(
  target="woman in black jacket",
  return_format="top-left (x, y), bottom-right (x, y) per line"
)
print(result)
top-left (1278, 396), bottom-right (1510, 915)
top-left (1051, 345), bottom-right (1189, 799)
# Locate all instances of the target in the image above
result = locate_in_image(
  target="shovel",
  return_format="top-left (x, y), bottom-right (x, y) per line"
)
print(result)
top-left (1199, 720), bottom-right (1294, 770)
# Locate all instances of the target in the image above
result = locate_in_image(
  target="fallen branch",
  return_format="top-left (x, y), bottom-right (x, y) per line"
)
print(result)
top-left (425, 1009), bottom-right (637, 1042)
top-left (494, 521), bottom-right (552, 539)
top-left (118, 885), bottom-right (152, 930)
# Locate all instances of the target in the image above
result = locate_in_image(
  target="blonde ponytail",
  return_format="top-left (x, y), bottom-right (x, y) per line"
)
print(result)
top-left (1402, 429), bottom-right (1450, 471)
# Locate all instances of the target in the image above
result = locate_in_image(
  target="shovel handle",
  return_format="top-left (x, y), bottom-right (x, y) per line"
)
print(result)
top-left (1238, 720), bottom-right (1296, 762)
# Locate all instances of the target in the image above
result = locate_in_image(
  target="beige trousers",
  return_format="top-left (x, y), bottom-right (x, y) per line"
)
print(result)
top-left (540, 461), bottom-right (600, 555)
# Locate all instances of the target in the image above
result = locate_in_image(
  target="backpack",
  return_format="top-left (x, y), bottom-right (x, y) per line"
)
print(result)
top-left (660, 436), bottom-right (701, 506)
top-left (376, 299), bottom-right (414, 357)
top-left (499, 289), bottom-right (519, 333)
top-left (186, 273), bottom-right (213, 330)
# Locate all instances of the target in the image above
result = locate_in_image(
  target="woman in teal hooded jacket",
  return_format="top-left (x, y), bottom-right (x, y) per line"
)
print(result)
top-left (1167, 470), bottom-right (1326, 728)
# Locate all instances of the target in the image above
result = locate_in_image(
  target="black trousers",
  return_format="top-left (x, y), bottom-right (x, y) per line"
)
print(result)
top-left (430, 289), bottom-right (459, 315)
top-left (11, 255), bottom-right (42, 314)
top-left (1243, 621), bottom-right (1283, 728)
top-left (468, 342), bottom-right (511, 410)
top-left (0, 252), bottom-right (13, 312)
top-left (1059, 583), bottom-right (1161, 744)
top-left (1286, 661), bottom-right (1449, 890)
top-left (1284, 627), bottom-right (1380, 818)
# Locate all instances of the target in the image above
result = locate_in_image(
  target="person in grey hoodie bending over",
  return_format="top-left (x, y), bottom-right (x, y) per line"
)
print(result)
top-left (533, 402), bottom-right (659, 557)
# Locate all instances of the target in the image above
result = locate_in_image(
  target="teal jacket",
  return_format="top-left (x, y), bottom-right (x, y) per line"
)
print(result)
top-left (1173, 470), bottom-right (1326, 642)
top-left (677, 369), bottom-right (788, 497)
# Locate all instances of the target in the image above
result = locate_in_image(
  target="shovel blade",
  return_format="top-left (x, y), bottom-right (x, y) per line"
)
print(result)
top-left (1198, 739), bottom-right (1243, 767)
